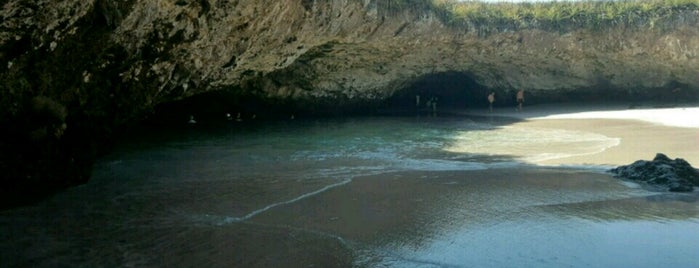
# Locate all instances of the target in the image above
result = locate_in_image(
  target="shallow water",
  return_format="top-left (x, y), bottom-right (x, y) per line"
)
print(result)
top-left (1, 115), bottom-right (698, 267)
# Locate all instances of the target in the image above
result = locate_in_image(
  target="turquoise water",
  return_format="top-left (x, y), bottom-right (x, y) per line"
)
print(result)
top-left (0, 115), bottom-right (697, 267)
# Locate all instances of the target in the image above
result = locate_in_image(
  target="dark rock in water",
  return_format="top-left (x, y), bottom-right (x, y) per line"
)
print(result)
top-left (610, 153), bottom-right (699, 192)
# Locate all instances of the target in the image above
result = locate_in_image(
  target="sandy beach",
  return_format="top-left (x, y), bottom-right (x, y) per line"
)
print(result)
top-left (464, 103), bottom-right (699, 167)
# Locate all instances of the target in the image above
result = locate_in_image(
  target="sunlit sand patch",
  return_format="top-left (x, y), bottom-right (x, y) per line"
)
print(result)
top-left (443, 125), bottom-right (620, 164)
top-left (532, 107), bottom-right (699, 128)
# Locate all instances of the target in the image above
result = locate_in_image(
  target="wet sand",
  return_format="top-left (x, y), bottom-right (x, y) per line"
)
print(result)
top-left (214, 168), bottom-right (624, 267)
top-left (241, 170), bottom-right (698, 267)
top-left (250, 168), bottom-right (628, 242)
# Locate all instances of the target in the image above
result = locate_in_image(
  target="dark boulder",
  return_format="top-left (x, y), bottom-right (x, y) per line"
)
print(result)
top-left (610, 153), bottom-right (699, 192)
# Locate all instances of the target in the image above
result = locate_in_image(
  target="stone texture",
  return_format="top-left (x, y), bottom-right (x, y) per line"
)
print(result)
top-left (3, 1), bottom-right (699, 119)
top-left (610, 153), bottom-right (699, 192)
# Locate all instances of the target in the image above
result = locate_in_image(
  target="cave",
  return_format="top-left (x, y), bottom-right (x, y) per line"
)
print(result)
top-left (147, 90), bottom-right (294, 125)
top-left (153, 72), bottom-right (496, 123)
top-left (383, 72), bottom-right (699, 115)
top-left (382, 71), bottom-right (497, 114)
top-left (148, 71), bottom-right (699, 125)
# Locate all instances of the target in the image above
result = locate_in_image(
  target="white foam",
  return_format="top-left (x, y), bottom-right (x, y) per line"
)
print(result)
top-left (398, 158), bottom-right (489, 171)
top-left (443, 125), bottom-right (621, 165)
top-left (219, 178), bottom-right (353, 224)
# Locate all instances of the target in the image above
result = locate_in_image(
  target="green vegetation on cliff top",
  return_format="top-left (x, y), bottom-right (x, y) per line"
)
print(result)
top-left (387, 0), bottom-right (699, 31)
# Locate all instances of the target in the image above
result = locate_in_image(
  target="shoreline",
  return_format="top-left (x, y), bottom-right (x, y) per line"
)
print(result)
top-left (459, 102), bottom-right (699, 129)
top-left (451, 103), bottom-right (699, 167)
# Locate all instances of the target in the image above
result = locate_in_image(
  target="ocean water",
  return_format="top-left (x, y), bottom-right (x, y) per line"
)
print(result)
top-left (1, 115), bottom-right (697, 267)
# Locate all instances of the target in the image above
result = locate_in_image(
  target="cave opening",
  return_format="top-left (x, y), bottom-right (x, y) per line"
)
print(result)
top-left (146, 90), bottom-right (296, 126)
top-left (382, 71), bottom-right (497, 114)
top-left (146, 73), bottom-right (699, 126)
top-left (152, 72), bottom-right (501, 125)
top-left (384, 72), bottom-right (699, 115)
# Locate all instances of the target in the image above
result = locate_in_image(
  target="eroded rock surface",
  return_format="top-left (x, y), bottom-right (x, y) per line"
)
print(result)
top-left (611, 153), bottom-right (699, 192)
top-left (3, 1), bottom-right (699, 118)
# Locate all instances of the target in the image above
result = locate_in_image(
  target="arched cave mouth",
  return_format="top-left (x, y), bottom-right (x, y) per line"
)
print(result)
top-left (150, 72), bottom-right (500, 125)
top-left (148, 72), bottom-right (699, 125)
top-left (384, 72), bottom-right (699, 114)
top-left (382, 71), bottom-right (495, 114)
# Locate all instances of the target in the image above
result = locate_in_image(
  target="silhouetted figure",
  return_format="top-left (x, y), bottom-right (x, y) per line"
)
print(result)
top-left (236, 112), bottom-right (243, 122)
top-left (516, 89), bottom-right (524, 111)
top-left (487, 92), bottom-right (495, 112)
top-left (188, 115), bottom-right (197, 124)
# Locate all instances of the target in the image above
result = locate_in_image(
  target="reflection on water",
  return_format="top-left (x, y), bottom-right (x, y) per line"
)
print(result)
top-left (0, 116), bottom-right (697, 267)
top-left (354, 170), bottom-right (699, 267)
top-left (377, 218), bottom-right (699, 268)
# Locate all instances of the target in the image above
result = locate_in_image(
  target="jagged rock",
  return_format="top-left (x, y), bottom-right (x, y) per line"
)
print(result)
top-left (610, 153), bottom-right (699, 192)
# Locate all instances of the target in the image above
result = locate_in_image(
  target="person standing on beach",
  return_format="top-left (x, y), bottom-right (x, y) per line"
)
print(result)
top-left (487, 92), bottom-right (495, 112)
top-left (516, 89), bottom-right (524, 111)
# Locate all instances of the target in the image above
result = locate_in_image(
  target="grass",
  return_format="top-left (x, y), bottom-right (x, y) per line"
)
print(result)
top-left (386, 0), bottom-right (699, 32)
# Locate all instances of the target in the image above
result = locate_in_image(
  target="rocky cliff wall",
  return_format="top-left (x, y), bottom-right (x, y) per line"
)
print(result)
top-left (2, 0), bottom-right (699, 206)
